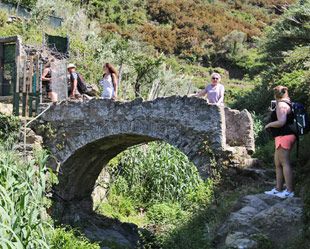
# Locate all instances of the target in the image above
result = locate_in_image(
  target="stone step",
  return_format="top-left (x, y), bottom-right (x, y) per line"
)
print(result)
top-left (242, 158), bottom-right (261, 168)
top-left (217, 194), bottom-right (303, 248)
top-left (13, 143), bottom-right (35, 152)
top-left (235, 167), bottom-right (275, 180)
top-left (226, 146), bottom-right (249, 157)
top-left (18, 127), bottom-right (43, 147)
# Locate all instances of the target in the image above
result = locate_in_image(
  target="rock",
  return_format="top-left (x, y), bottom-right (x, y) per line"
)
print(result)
top-left (243, 158), bottom-right (261, 168)
top-left (221, 206), bottom-right (260, 235)
top-left (225, 108), bottom-right (255, 154)
top-left (239, 195), bottom-right (270, 212)
top-left (219, 194), bottom-right (303, 248)
top-left (86, 84), bottom-right (100, 96)
top-left (81, 220), bottom-right (139, 248)
top-left (225, 232), bottom-right (257, 249)
top-left (92, 169), bottom-right (110, 203)
top-left (253, 199), bottom-right (303, 246)
top-left (46, 156), bottom-right (60, 172)
top-left (19, 127), bottom-right (43, 145)
top-left (0, 102), bottom-right (13, 115)
top-left (84, 227), bottom-right (132, 247)
top-left (13, 143), bottom-right (35, 153)
top-left (6, 17), bottom-right (13, 24)
top-left (235, 168), bottom-right (272, 181)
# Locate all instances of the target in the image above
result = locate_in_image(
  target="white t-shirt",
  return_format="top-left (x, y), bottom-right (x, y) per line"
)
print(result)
top-left (101, 74), bottom-right (114, 99)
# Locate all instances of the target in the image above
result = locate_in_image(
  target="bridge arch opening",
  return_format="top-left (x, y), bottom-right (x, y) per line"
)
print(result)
top-left (91, 140), bottom-right (210, 218)
top-left (52, 132), bottom-right (213, 221)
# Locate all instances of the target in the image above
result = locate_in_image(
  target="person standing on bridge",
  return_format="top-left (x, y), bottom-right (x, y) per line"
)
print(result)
top-left (193, 72), bottom-right (225, 106)
top-left (67, 63), bottom-right (82, 99)
top-left (99, 63), bottom-right (118, 100)
top-left (42, 59), bottom-right (58, 102)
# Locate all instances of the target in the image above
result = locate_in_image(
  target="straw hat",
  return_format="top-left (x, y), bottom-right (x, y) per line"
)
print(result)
top-left (67, 63), bottom-right (76, 69)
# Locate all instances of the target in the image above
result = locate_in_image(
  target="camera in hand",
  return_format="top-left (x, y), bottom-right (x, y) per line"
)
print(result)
top-left (271, 100), bottom-right (277, 110)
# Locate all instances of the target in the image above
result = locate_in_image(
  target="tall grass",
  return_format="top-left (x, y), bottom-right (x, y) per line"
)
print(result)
top-left (96, 142), bottom-right (217, 247)
top-left (0, 112), bottom-right (102, 248)
top-left (111, 142), bottom-right (213, 208)
top-left (0, 146), bottom-right (101, 248)
top-left (0, 146), bottom-right (52, 248)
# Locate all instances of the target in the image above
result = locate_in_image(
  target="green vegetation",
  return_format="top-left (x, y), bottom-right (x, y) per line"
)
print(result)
top-left (96, 142), bottom-right (213, 225)
top-left (0, 0), bottom-right (301, 102)
top-left (51, 227), bottom-right (100, 249)
top-left (0, 145), bottom-right (101, 248)
top-left (0, 116), bottom-right (101, 248)
top-left (0, 146), bottom-right (51, 248)
top-left (0, 113), bottom-right (21, 146)
top-left (1, 0), bottom-right (310, 247)
top-left (95, 142), bottom-right (264, 248)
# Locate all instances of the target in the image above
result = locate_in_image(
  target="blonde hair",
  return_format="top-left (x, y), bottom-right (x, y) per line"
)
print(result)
top-left (210, 72), bottom-right (221, 80)
top-left (273, 86), bottom-right (289, 99)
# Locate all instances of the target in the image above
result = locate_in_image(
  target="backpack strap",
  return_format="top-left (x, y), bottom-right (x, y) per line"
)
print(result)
top-left (279, 100), bottom-right (299, 157)
top-left (279, 100), bottom-right (292, 109)
top-left (103, 73), bottom-right (116, 90)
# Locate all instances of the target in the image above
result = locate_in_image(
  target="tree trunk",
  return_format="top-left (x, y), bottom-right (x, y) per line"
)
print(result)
top-left (135, 81), bottom-right (141, 97)
top-left (118, 61), bottom-right (123, 89)
top-left (16, 0), bottom-right (21, 14)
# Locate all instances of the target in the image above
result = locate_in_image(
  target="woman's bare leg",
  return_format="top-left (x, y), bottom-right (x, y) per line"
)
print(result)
top-left (278, 147), bottom-right (293, 192)
top-left (275, 148), bottom-right (284, 191)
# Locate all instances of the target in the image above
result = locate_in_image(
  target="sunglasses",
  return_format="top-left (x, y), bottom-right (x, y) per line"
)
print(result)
top-left (212, 77), bottom-right (219, 80)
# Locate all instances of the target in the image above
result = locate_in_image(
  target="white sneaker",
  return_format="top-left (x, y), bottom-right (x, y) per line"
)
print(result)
top-left (276, 189), bottom-right (294, 199)
top-left (264, 188), bottom-right (281, 196)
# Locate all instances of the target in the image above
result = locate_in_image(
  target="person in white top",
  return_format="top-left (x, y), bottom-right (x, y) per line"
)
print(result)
top-left (193, 72), bottom-right (225, 106)
top-left (99, 63), bottom-right (118, 100)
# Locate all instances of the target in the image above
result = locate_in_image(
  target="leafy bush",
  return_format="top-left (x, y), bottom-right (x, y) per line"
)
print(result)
top-left (274, 70), bottom-right (310, 108)
top-left (0, 9), bottom-right (7, 26)
top-left (0, 146), bottom-right (51, 248)
top-left (251, 112), bottom-right (272, 146)
top-left (4, 0), bottom-right (37, 8)
top-left (51, 227), bottom-right (100, 249)
top-left (0, 144), bottom-right (101, 248)
top-left (264, 0), bottom-right (310, 59)
top-left (147, 203), bottom-right (188, 225)
top-left (0, 113), bottom-right (21, 146)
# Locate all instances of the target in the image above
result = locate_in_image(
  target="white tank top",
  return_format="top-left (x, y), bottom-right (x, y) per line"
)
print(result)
top-left (101, 74), bottom-right (114, 99)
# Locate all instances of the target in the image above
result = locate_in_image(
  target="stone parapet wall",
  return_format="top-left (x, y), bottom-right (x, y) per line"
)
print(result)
top-left (225, 107), bottom-right (255, 154)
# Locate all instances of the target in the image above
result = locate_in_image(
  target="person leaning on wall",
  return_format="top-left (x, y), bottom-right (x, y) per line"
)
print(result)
top-left (192, 72), bottom-right (225, 106)
top-left (42, 59), bottom-right (58, 102)
top-left (67, 63), bottom-right (81, 99)
top-left (264, 86), bottom-right (296, 198)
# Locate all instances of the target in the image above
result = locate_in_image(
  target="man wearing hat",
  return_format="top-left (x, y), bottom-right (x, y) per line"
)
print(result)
top-left (67, 63), bottom-right (81, 99)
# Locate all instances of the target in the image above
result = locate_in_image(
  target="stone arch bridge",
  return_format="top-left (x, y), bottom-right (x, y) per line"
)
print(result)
top-left (34, 96), bottom-right (254, 217)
